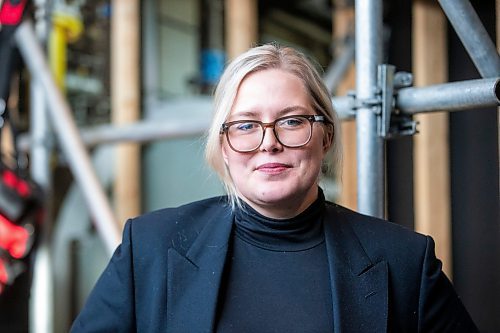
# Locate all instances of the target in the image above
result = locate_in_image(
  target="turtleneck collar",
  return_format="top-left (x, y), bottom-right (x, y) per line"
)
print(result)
top-left (233, 187), bottom-right (326, 252)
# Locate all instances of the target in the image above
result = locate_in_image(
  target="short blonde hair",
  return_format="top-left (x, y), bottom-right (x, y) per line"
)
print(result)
top-left (205, 43), bottom-right (342, 208)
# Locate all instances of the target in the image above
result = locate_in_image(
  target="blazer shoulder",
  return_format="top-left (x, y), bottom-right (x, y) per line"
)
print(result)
top-left (328, 202), bottom-right (426, 241)
top-left (126, 196), bottom-right (231, 255)
top-left (326, 202), bottom-right (428, 262)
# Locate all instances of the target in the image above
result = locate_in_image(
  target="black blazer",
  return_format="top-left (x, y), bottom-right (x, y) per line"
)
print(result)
top-left (71, 197), bottom-right (477, 332)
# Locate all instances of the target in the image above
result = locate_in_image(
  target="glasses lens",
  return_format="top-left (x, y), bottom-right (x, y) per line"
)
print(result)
top-left (224, 116), bottom-right (314, 152)
top-left (275, 116), bottom-right (312, 147)
top-left (226, 121), bottom-right (263, 152)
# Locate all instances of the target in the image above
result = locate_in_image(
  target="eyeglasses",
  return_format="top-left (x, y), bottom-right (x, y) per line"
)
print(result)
top-left (220, 115), bottom-right (328, 153)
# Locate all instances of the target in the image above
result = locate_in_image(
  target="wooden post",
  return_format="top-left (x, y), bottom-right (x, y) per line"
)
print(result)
top-left (497, 0), bottom-right (500, 50)
top-left (413, 0), bottom-right (452, 277)
top-left (225, 0), bottom-right (258, 59)
top-left (1, 77), bottom-right (17, 162)
top-left (333, 1), bottom-right (357, 211)
top-left (111, 0), bottom-right (141, 227)
top-left (1, 124), bottom-right (13, 164)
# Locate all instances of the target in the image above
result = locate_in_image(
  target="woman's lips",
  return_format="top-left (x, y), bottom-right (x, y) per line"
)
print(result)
top-left (256, 163), bottom-right (291, 174)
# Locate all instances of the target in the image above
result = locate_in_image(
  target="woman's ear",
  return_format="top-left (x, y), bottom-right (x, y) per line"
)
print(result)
top-left (323, 123), bottom-right (334, 151)
top-left (222, 143), bottom-right (229, 165)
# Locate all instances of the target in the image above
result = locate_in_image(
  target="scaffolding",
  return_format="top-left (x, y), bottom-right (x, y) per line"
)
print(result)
top-left (328, 0), bottom-right (500, 217)
top-left (8, 0), bottom-right (499, 331)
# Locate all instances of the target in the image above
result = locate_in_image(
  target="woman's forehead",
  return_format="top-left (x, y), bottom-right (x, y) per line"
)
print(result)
top-left (227, 69), bottom-right (312, 120)
top-left (229, 105), bottom-right (312, 120)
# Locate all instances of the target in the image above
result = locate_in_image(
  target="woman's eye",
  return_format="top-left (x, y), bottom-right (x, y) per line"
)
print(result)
top-left (235, 122), bottom-right (258, 131)
top-left (280, 117), bottom-right (305, 127)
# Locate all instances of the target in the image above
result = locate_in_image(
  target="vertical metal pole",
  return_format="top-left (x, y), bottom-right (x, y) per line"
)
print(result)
top-left (29, 78), bottom-right (54, 333)
top-left (29, 2), bottom-right (53, 331)
top-left (355, 0), bottom-right (385, 217)
top-left (143, 0), bottom-right (160, 103)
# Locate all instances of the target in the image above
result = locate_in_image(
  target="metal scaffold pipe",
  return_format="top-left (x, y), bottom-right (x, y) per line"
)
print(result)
top-left (331, 78), bottom-right (499, 118)
top-left (14, 21), bottom-right (121, 255)
top-left (397, 77), bottom-right (500, 114)
top-left (332, 96), bottom-right (355, 120)
top-left (355, 0), bottom-right (385, 218)
top-left (68, 118), bottom-right (209, 147)
top-left (438, 0), bottom-right (500, 78)
top-left (324, 36), bottom-right (355, 94)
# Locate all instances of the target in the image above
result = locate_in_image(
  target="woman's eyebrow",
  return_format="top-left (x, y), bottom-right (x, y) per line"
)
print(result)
top-left (230, 110), bottom-right (259, 119)
top-left (230, 105), bottom-right (310, 120)
top-left (277, 105), bottom-right (310, 116)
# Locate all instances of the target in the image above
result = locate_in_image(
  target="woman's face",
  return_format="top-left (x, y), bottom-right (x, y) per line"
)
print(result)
top-left (222, 68), bottom-right (331, 218)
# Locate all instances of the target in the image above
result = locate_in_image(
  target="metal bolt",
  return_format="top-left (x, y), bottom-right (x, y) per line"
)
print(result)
top-left (394, 72), bottom-right (413, 89)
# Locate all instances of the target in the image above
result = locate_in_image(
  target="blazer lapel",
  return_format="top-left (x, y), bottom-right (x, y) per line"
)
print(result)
top-left (324, 205), bottom-right (388, 333)
top-left (167, 207), bottom-right (233, 333)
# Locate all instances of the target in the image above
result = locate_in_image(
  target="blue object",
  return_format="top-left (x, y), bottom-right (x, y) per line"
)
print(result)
top-left (201, 49), bottom-right (225, 85)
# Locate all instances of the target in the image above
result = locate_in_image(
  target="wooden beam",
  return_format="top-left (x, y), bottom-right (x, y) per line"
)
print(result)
top-left (1, 77), bottom-right (18, 163)
top-left (225, 0), bottom-right (258, 59)
top-left (111, 0), bottom-right (141, 227)
top-left (333, 1), bottom-right (357, 211)
top-left (497, 0), bottom-right (499, 52)
top-left (413, 0), bottom-right (452, 277)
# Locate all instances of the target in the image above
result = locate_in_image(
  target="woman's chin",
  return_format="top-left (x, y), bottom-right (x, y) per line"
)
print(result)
top-left (246, 189), bottom-right (304, 211)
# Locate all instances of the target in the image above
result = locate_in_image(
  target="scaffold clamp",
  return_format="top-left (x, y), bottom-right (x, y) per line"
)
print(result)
top-left (377, 64), bottom-right (417, 139)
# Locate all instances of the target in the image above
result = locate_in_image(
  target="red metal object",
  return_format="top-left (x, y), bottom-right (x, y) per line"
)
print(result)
top-left (0, 214), bottom-right (30, 259)
top-left (2, 169), bottom-right (31, 197)
top-left (0, 0), bottom-right (28, 26)
top-left (0, 166), bottom-right (43, 295)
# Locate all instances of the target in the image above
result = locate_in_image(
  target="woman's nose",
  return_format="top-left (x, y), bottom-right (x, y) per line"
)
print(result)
top-left (259, 127), bottom-right (283, 152)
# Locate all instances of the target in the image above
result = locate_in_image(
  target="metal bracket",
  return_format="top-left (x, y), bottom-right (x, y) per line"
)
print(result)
top-left (346, 65), bottom-right (417, 138)
top-left (376, 65), bottom-right (417, 138)
top-left (383, 113), bottom-right (419, 139)
top-left (377, 64), bottom-right (395, 137)
top-left (349, 93), bottom-right (380, 110)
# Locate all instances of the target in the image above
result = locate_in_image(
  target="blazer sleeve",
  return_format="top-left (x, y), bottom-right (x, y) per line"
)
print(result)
top-left (418, 236), bottom-right (478, 332)
top-left (70, 220), bottom-right (136, 332)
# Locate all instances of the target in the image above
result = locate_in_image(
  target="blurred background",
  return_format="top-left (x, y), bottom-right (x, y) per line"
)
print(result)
top-left (0, 0), bottom-right (498, 332)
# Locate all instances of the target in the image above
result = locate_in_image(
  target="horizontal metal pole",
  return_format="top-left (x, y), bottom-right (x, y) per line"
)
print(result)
top-left (17, 117), bottom-right (211, 151)
top-left (333, 78), bottom-right (499, 116)
top-left (397, 77), bottom-right (500, 114)
top-left (438, 0), bottom-right (500, 78)
top-left (332, 96), bottom-right (355, 120)
top-left (15, 21), bottom-right (120, 255)
top-left (79, 119), bottom-right (210, 146)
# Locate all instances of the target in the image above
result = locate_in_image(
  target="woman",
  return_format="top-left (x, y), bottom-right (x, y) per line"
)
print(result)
top-left (72, 44), bottom-right (477, 332)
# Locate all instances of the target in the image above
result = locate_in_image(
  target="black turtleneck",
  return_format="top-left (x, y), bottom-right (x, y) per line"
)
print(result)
top-left (215, 189), bottom-right (333, 333)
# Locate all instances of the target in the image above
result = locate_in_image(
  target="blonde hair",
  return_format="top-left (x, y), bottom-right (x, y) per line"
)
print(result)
top-left (205, 43), bottom-right (342, 209)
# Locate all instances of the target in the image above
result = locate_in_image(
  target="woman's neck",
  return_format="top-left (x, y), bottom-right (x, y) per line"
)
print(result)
top-left (238, 186), bottom-right (320, 219)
